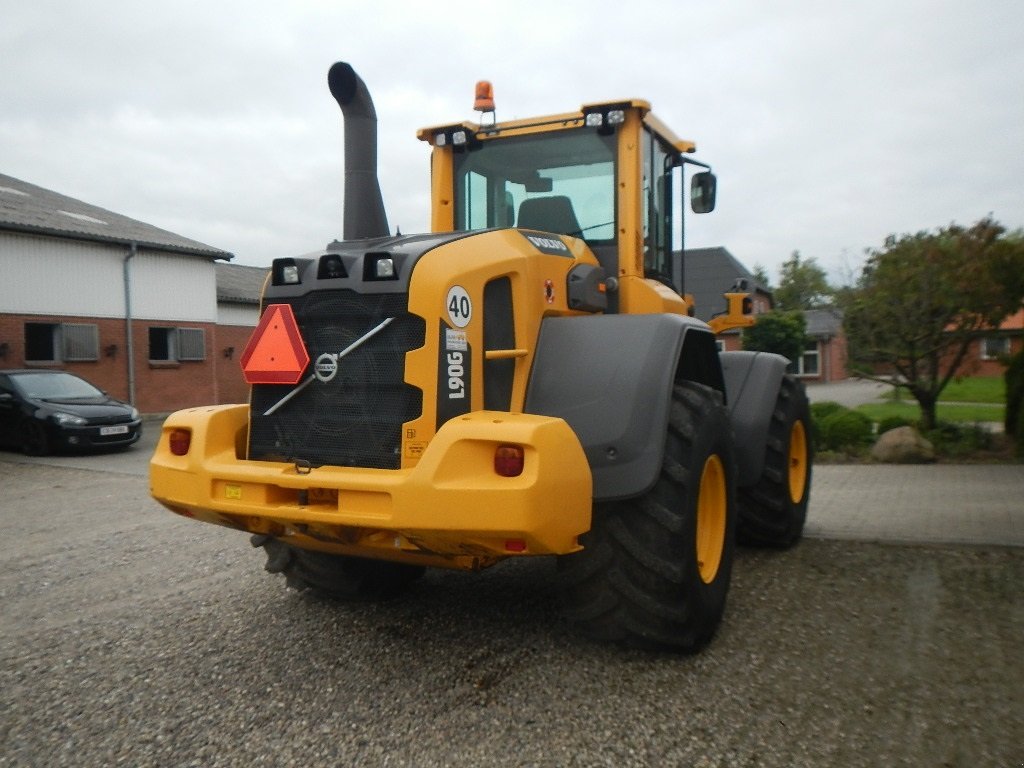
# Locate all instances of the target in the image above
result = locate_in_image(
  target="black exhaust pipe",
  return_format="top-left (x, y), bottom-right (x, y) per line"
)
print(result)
top-left (327, 62), bottom-right (390, 240)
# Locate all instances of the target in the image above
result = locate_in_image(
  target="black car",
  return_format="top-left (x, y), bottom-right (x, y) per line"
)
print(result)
top-left (0, 370), bottom-right (142, 455)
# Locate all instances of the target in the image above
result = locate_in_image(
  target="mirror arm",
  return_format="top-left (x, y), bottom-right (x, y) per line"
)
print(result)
top-left (679, 156), bottom-right (712, 171)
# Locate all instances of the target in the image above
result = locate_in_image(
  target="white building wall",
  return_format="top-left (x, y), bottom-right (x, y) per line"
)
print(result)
top-left (0, 233), bottom-right (124, 316)
top-left (0, 232), bottom-right (218, 323)
top-left (131, 250), bottom-right (217, 322)
top-left (217, 303), bottom-right (259, 327)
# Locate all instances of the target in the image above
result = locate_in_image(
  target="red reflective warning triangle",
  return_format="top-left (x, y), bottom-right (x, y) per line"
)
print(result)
top-left (240, 304), bottom-right (310, 385)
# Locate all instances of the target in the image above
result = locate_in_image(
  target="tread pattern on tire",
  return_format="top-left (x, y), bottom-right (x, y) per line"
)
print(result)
top-left (251, 535), bottom-right (424, 601)
top-left (558, 381), bottom-right (737, 653)
top-left (737, 375), bottom-right (813, 548)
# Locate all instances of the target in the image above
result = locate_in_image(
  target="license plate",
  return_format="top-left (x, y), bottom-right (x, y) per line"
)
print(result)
top-left (99, 425), bottom-right (129, 436)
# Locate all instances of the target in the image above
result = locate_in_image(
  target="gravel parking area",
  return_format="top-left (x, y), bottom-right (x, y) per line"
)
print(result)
top-left (1, 457), bottom-right (1021, 767)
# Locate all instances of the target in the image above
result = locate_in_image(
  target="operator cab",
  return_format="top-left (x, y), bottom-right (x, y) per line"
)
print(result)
top-left (419, 98), bottom-right (716, 312)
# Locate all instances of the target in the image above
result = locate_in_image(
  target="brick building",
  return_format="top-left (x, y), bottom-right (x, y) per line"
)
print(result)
top-left (0, 172), bottom-right (245, 414)
top-left (791, 308), bottom-right (848, 383)
top-left (682, 247), bottom-right (849, 382)
top-left (970, 308), bottom-right (1023, 377)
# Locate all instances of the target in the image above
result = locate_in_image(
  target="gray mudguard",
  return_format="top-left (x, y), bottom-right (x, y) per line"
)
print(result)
top-left (525, 314), bottom-right (719, 501)
top-left (719, 350), bottom-right (789, 487)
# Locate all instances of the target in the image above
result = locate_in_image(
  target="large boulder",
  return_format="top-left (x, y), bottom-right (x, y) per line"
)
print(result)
top-left (870, 426), bottom-right (936, 464)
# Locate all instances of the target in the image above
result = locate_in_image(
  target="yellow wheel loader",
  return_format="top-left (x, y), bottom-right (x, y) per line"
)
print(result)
top-left (150, 62), bottom-right (813, 652)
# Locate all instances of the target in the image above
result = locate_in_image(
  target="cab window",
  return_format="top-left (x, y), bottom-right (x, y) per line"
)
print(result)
top-left (643, 128), bottom-right (674, 283)
top-left (453, 129), bottom-right (617, 243)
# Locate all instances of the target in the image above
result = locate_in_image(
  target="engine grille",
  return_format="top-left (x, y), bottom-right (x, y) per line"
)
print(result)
top-left (248, 290), bottom-right (424, 469)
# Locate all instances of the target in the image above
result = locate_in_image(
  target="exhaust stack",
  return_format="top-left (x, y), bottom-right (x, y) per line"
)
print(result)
top-left (327, 62), bottom-right (390, 240)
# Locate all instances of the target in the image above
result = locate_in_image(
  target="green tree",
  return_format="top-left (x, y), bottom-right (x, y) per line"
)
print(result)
top-left (843, 217), bottom-right (1024, 430)
top-left (774, 251), bottom-right (832, 310)
top-left (742, 310), bottom-right (807, 365)
top-left (751, 262), bottom-right (773, 292)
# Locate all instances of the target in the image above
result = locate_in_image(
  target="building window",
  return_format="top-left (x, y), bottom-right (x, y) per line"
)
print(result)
top-left (177, 328), bottom-right (206, 361)
top-left (980, 336), bottom-right (1010, 361)
top-left (787, 340), bottom-right (820, 376)
top-left (24, 322), bottom-right (99, 362)
top-left (62, 324), bottom-right (100, 361)
top-left (149, 326), bottom-right (206, 362)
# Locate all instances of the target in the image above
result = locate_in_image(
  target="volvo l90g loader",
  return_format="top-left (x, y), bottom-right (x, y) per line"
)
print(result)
top-left (150, 62), bottom-right (812, 653)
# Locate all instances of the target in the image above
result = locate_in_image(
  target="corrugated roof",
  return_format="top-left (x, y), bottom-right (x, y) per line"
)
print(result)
top-left (215, 262), bottom-right (268, 305)
top-left (681, 247), bottom-right (772, 322)
top-left (0, 172), bottom-right (232, 260)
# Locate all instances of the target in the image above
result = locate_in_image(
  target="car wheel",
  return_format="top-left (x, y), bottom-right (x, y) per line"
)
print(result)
top-left (21, 420), bottom-right (51, 456)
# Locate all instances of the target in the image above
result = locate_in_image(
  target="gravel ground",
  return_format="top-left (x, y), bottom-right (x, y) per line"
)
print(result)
top-left (1, 460), bottom-right (1021, 767)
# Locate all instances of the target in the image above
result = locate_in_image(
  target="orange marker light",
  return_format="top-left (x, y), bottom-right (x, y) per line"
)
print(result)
top-left (474, 80), bottom-right (495, 112)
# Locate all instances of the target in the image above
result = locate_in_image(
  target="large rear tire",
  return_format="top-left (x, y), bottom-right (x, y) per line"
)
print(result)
top-left (557, 381), bottom-right (737, 653)
top-left (251, 536), bottom-right (425, 601)
top-left (737, 375), bottom-right (813, 548)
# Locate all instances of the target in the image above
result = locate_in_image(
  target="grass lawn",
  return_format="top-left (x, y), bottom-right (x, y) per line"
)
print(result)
top-left (886, 375), bottom-right (1006, 405)
top-left (858, 401), bottom-right (1005, 424)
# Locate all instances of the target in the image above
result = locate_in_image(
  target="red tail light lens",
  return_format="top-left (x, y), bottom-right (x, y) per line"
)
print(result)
top-left (494, 444), bottom-right (524, 477)
top-left (169, 428), bottom-right (192, 456)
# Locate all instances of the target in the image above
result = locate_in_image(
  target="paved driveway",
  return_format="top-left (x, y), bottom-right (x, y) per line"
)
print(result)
top-left (805, 377), bottom-right (894, 407)
top-left (807, 463), bottom-right (1024, 547)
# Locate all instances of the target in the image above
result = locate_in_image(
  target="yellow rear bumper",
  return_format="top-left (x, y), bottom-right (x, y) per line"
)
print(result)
top-left (149, 405), bottom-right (592, 571)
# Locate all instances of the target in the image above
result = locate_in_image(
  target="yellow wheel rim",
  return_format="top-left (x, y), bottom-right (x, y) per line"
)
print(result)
top-left (788, 419), bottom-right (808, 504)
top-left (696, 454), bottom-right (727, 584)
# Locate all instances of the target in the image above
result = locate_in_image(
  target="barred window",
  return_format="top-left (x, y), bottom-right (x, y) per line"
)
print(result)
top-left (62, 323), bottom-right (99, 361)
top-left (149, 326), bottom-right (206, 362)
top-left (24, 322), bottom-right (99, 362)
top-left (176, 328), bottom-right (206, 361)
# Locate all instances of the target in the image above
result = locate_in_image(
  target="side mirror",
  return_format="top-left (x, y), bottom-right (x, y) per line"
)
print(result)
top-left (690, 171), bottom-right (717, 214)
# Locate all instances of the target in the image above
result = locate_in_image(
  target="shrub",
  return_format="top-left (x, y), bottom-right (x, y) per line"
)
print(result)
top-left (877, 415), bottom-right (914, 435)
top-left (810, 401), bottom-right (846, 422)
top-left (819, 409), bottom-right (874, 451)
top-left (923, 421), bottom-right (994, 458)
top-left (810, 401), bottom-right (847, 447)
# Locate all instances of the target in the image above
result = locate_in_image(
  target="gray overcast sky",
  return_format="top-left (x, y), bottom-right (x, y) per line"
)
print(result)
top-left (3, 0), bottom-right (1022, 284)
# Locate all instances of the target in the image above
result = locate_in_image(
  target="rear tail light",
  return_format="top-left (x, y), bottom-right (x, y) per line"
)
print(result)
top-left (169, 428), bottom-right (192, 456)
top-left (494, 444), bottom-right (524, 477)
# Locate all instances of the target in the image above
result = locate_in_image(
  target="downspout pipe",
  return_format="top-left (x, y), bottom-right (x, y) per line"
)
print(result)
top-left (327, 62), bottom-right (390, 240)
top-left (123, 242), bottom-right (137, 406)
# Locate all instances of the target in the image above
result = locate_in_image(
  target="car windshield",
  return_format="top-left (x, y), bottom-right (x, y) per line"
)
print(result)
top-left (11, 372), bottom-right (104, 399)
